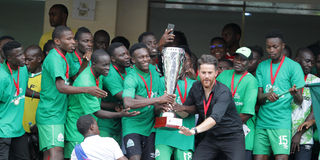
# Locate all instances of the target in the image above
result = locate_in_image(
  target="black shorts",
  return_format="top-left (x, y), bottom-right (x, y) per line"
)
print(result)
top-left (0, 134), bottom-right (30, 160)
top-left (124, 133), bottom-right (155, 160)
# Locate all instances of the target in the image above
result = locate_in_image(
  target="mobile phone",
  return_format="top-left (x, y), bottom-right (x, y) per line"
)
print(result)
top-left (167, 23), bottom-right (175, 34)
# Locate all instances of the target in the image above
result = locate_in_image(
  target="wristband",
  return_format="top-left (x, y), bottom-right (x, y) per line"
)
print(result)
top-left (192, 127), bottom-right (198, 135)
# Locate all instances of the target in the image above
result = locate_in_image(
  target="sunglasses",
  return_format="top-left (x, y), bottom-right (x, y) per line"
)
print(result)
top-left (210, 44), bottom-right (224, 49)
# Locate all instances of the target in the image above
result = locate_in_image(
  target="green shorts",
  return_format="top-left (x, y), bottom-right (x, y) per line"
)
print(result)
top-left (100, 130), bottom-right (121, 145)
top-left (253, 128), bottom-right (291, 155)
top-left (38, 124), bottom-right (65, 151)
top-left (64, 141), bottom-right (80, 158)
top-left (155, 144), bottom-right (193, 160)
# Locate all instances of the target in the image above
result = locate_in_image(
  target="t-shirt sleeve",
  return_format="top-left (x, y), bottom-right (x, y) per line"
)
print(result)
top-left (46, 55), bottom-right (67, 82)
top-left (78, 93), bottom-right (100, 115)
top-left (240, 77), bottom-right (258, 115)
top-left (0, 76), bottom-right (9, 102)
top-left (103, 75), bottom-right (123, 96)
top-left (290, 62), bottom-right (305, 88)
top-left (110, 138), bottom-right (124, 159)
top-left (122, 75), bottom-right (137, 98)
top-left (255, 63), bottom-right (263, 88)
top-left (184, 83), bottom-right (196, 106)
top-left (209, 89), bottom-right (232, 123)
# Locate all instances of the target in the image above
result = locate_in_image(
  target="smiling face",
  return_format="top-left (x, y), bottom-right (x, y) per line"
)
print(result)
top-left (92, 54), bottom-right (110, 77)
top-left (266, 37), bottom-right (285, 63)
top-left (233, 54), bottom-right (249, 74)
top-left (111, 45), bottom-right (131, 68)
top-left (297, 50), bottom-right (314, 75)
top-left (210, 40), bottom-right (226, 60)
top-left (132, 48), bottom-right (150, 73)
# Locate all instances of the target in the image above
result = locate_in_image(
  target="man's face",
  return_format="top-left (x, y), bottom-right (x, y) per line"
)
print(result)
top-left (316, 54), bottom-right (320, 76)
top-left (93, 54), bottom-right (110, 76)
top-left (7, 47), bottom-right (25, 68)
top-left (132, 48), bottom-right (150, 72)
top-left (217, 61), bottom-right (232, 75)
top-left (55, 30), bottom-right (76, 53)
top-left (94, 36), bottom-right (108, 51)
top-left (112, 46), bottom-right (131, 68)
top-left (25, 48), bottom-right (42, 73)
top-left (210, 40), bottom-right (226, 60)
top-left (221, 28), bottom-right (237, 48)
top-left (233, 54), bottom-right (249, 74)
top-left (49, 7), bottom-right (64, 27)
top-left (143, 35), bottom-right (158, 65)
top-left (298, 51), bottom-right (314, 75)
top-left (91, 120), bottom-right (100, 135)
top-left (77, 33), bottom-right (93, 54)
top-left (266, 38), bottom-right (284, 62)
top-left (199, 64), bottom-right (218, 89)
top-left (248, 51), bottom-right (261, 73)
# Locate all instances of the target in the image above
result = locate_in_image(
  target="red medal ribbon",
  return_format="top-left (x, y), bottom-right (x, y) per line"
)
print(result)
top-left (7, 63), bottom-right (20, 96)
top-left (55, 48), bottom-right (69, 79)
top-left (270, 55), bottom-right (285, 86)
top-left (90, 67), bottom-right (99, 87)
top-left (137, 72), bottom-right (152, 98)
top-left (176, 77), bottom-right (187, 104)
top-left (113, 65), bottom-right (126, 80)
top-left (231, 71), bottom-right (248, 97)
top-left (74, 50), bottom-right (82, 66)
top-left (203, 80), bottom-right (215, 117)
top-left (302, 74), bottom-right (308, 94)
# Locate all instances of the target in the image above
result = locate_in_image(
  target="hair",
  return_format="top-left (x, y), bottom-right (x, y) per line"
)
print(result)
top-left (107, 42), bottom-right (124, 57)
top-left (219, 59), bottom-right (233, 68)
top-left (222, 23), bottom-right (242, 36)
top-left (43, 40), bottom-right (55, 54)
top-left (0, 35), bottom-right (14, 42)
top-left (94, 30), bottom-right (110, 44)
top-left (91, 49), bottom-right (110, 64)
top-left (111, 36), bottom-right (130, 49)
top-left (75, 27), bottom-right (91, 41)
top-left (197, 54), bottom-right (218, 70)
top-left (296, 47), bottom-right (314, 59)
top-left (52, 25), bottom-right (72, 40)
top-left (179, 45), bottom-right (198, 72)
top-left (173, 31), bottom-right (188, 47)
top-left (25, 45), bottom-right (43, 56)
top-left (265, 30), bottom-right (285, 42)
top-left (2, 41), bottom-right (22, 58)
top-left (284, 45), bottom-right (292, 58)
top-left (129, 43), bottom-right (148, 57)
top-left (50, 4), bottom-right (68, 16)
top-left (248, 45), bottom-right (264, 58)
top-left (210, 37), bottom-right (226, 45)
top-left (77, 115), bottom-right (95, 136)
top-left (138, 32), bottom-right (155, 43)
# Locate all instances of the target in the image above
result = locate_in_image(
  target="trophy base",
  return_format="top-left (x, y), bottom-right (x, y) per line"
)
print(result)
top-left (154, 117), bottom-right (183, 129)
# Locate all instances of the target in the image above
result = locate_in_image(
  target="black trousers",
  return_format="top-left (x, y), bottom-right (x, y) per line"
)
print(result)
top-left (193, 132), bottom-right (245, 160)
top-left (0, 134), bottom-right (30, 160)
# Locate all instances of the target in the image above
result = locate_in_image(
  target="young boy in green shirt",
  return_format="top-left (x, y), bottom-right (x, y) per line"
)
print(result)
top-left (253, 31), bottom-right (305, 160)
top-left (217, 47), bottom-right (258, 160)
top-left (122, 43), bottom-right (176, 160)
top-left (36, 26), bottom-right (108, 160)
top-left (64, 49), bottom-right (139, 158)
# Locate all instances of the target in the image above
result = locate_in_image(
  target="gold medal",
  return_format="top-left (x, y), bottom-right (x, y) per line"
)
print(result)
top-left (14, 99), bottom-right (20, 105)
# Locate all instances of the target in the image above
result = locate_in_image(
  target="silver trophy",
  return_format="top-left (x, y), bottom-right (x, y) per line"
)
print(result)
top-left (154, 47), bottom-right (185, 129)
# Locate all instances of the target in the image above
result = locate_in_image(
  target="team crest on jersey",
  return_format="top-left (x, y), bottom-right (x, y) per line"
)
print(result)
top-left (154, 149), bottom-right (160, 158)
top-left (127, 139), bottom-right (134, 148)
top-left (57, 133), bottom-right (64, 142)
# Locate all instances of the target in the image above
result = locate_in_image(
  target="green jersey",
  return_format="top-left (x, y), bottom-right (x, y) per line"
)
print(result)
top-left (66, 51), bottom-right (90, 78)
top-left (0, 64), bottom-right (28, 138)
top-left (155, 77), bottom-right (196, 151)
top-left (122, 65), bottom-right (161, 137)
top-left (98, 64), bottom-right (131, 135)
top-left (36, 49), bottom-right (69, 125)
top-left (256, 57), bottom-right (305, 129)
top-left (291, 74), bottom-right (320, 145)
top-left (65, 67), bottom-right (102, 142)
top-left (217, 69), bottom-right (258, 150)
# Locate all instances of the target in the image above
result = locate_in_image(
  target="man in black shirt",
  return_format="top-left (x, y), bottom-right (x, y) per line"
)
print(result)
top-left (175, 54), bottom-right (245, 160)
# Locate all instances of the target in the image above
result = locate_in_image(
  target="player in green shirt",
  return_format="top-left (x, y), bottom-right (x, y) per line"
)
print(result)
top-left (155, 49), bottom-right (197, 160)
top-left (122, 43), bottom-right (176, 160)
top-left (217, 47), bottom-right (258, 160)
top-left (66, 27), bottom-right (93, 81)
top-left (64, 49), bottom-right (139, 158)
top-left (0, 41), bottom-right (29, 159)
top-left (98, 42), bottom-right (132, 144)
top-left (36, 26), bottom-right (108, 160)
top-left (254, 31), bottom-right (305, 160)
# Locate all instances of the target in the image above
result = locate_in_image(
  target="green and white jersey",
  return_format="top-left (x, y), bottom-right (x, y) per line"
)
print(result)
top-left (36, 49), bottom-right (69, 125)
top-left (255, 57), bottom-right (305, 129)
top-left (65, 67), bottom-right (101, 142)
top-left (98, 64), bottom-right (132, 135)
top-left (122, 65), bottom-right (161, 137)
top-left (0, 64), bottom-right (28, 138)
top-left (155, 77), bottom-right (196, 151)
top-left (217, 69), bottom-right (258, 150)
top-left (291, 74), bottom-right (320, 145)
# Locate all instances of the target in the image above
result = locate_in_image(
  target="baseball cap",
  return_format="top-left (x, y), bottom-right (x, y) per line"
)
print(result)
top-left (235, 47), bottom-right (252, 60)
